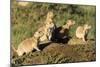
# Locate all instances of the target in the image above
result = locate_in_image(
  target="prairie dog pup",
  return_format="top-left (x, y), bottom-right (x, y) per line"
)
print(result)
top-left (51, 19), bottom-right (75, 43)
top-left (12, 31), bottom-right (43, 57)
top-left (76, 24), bottom-right (91, 42)
top-left (60, 20), bottom-right (75, 33)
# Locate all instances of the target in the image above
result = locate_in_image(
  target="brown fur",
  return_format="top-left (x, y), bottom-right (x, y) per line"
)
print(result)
top-left (60, 20), bottom-right (75, 33)
top-left (34, 11), bottom-right (55, 42)
top-left (12, 31), bottom-right (44, 57)
top-left (76, 24), bottom-right (91, 42)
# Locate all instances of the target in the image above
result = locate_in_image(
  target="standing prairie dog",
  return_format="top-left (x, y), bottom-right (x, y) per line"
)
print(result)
top-left (60, 20), bottom-right (75, 33)
top-left (76, 24), bottom-right (91, 42)
top-left (44, 11), bottom-right (55, 32)
top-left (12, 31), bottom-right (43, 57)
top-left (34, 11), bottom-right (55, 42)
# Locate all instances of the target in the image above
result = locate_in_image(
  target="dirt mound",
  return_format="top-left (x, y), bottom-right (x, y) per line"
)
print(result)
top-left (11, 40), bottom-right (96, 66)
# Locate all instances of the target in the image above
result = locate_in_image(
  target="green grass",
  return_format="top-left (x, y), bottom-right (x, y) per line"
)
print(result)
top-left (11, 0), bottom-right (96, 65)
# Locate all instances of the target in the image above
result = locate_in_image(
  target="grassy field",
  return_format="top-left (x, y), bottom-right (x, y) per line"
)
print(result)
top-left (11, 0), bottom-right (96, 66)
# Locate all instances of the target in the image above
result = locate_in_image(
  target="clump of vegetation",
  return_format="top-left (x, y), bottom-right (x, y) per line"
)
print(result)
top-left (11, 0), bottom-right (96, 66)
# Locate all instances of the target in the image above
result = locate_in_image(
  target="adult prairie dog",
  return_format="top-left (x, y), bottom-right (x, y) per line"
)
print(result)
top-left (12, 31), bottom-right (43, 57)
top-left (34, 11), bottom-right (55, 42)
top-left (34, 21), bottom-right (55, 42)
top-left (44, 11), bottom-right (55, 31)
top-left (76, 24), bottom-right (91, 42)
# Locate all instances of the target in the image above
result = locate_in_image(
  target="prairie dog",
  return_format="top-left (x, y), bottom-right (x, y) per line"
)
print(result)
top-left (60, 20), bottom-right (75, 33)
top-left (44, 11), bottom-right (56, 40)
top-left (12, 31), bottom-right (43, 57)
top-left (76, 24), bottom-right (91, 42)
top-left (51, 19), bottom-right (75, 43)
top-left (34, 11), bottom-right (55, 42)
top-left (34, 20), bottom-right (55, 42)
top-left (44, 11), bottom-right (55, 31)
